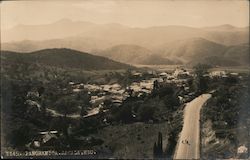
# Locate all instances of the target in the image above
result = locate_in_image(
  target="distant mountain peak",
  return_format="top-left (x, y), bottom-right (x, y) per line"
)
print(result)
top-left (202, 24), bottom-right (240, 30)
top-left (218, 24), bottom-right (235, 28)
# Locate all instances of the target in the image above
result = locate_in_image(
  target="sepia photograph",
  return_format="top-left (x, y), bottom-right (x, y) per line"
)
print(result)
top-left (1, 0), bottom-right (249, 159)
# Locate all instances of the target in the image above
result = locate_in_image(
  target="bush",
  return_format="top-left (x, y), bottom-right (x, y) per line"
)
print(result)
top-left (138, 106), bottom-right (155, 122)
top-left (9, 125), bottom-right (36, 148)
top-left (118, 105), bottom-right (134, 123)
top-left (112, 104), bottom-right (134, 123)
top-left (164, 95), bottom-right (180, 110)
top-left (55, 96), bottom-right (79, 116)
top-left (157, 86), bottom-right (174, 98)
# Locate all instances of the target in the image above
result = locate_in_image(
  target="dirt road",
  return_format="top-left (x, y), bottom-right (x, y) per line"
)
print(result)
top-left (174, 94), bottom-right (212, 159)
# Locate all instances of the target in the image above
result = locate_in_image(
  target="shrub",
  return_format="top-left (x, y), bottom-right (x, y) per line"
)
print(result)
top-left (138, 106), bottom-right (155, 122)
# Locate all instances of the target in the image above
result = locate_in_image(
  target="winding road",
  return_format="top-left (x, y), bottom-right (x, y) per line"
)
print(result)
top-left (46, 106), bottom-right (101, 119)
top-left (174, 94), bottom-right (212, 159)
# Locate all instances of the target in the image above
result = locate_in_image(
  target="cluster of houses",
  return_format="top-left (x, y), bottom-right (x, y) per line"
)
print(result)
top-left (26, 67), bottom-right (243, 150)
top-left (71, 83), bottom-right (128, 107)
top-left (72, 67), bottom-right (191, 99)
top-left (206, 70), bottom-right (241, 79)
top-left (66, 68), bottom-right (194, 113)
top-left (26, 68), bottom-right (241, 121)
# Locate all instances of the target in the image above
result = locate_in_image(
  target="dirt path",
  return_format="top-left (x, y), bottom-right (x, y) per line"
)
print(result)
top-left (46, 106), bottom-right (101, 119)
top-left (174, 94), bottom-right (212, 159)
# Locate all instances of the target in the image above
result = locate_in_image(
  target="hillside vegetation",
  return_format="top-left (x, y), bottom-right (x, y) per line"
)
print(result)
top-left (1, 48), bottom-right (133, 71)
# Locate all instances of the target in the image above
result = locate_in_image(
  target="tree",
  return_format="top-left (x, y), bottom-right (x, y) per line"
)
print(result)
top-left (153, 80), bottom-right (159, 90)
top-left (55, 96), bottom-right (78, 117)
top-left (158, 85), bottom-right (175, 98)
top-left (76, 91), bottom-right (90, 116)
top-left (123, 69), bottom-right (133, 87)
top-left (153, 142), bottom-right (157, 156)
top-left (115, 104), bottom-right (134, 123)
top-left (193, 63), bottom-right (211, 77)
top-left (164, 95), bottom-right (180, 110)
top-left (153, 132), bottom-right (163, 158)
top-left (138, 106), bottom-right (155, 122)
top-left (225, 76), bottom-right (238, 84)
top-left (158, 132), bottom-right (163, 154)
top-left (165, 131), bottom-right (177, 156)
top-left (9, 125), bottom-right (36, 148)
top-left (37, 86), bottom-right (45, 95)
top-left (103, 99), bottom-right (113, 109)
top-left (193, 64), bottom-right (211, 93)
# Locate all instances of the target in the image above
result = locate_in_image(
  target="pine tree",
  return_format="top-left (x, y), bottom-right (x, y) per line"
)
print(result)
top-left (158, 132), bottom-right (163, 155)
top-left (153, 132), bottom-right (163, 158)
top-left (153, 142), bottom-right (157, 156)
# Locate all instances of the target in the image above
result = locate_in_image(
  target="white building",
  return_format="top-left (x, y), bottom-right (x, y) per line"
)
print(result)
top-left (237, 145), bottom-right (248, 154)
top-left (159, 72), bottom-right (168, 77)
top-left (209, 70), bottom-right (226, 77)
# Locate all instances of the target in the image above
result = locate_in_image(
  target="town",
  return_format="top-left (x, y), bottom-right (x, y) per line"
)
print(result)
top-left (17, 64), bottom-right (245, 158)
top-left (1, 1), bottom-right (249, 159)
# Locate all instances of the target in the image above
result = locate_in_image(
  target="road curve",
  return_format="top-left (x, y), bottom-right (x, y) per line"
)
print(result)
top-left (174, 94), bottom-right (212, 159)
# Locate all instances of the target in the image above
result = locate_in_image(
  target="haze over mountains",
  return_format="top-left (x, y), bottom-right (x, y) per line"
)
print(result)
top-left (2, 19), bottom-right (249, 66)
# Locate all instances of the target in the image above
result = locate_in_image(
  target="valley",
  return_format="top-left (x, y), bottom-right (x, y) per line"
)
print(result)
top-left (1, 3), bottom-right (249, 158)
top-left (1, 48), bottom-right (249, 158)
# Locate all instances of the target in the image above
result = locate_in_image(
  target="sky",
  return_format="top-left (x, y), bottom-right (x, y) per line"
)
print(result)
top-left (1, 0), bottom-right (249, 29)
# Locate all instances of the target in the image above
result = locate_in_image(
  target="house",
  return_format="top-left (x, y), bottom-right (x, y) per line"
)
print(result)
top-left (132, 72), bottom-right (142, 77)
top-left (209, 70), bottom-right (226, 77)
top-left (33, 141), bottom-right (40, 148)
top-left (178, 96), bottom-right (184, 103)
top-left (111, 95), bottom-right (124, 101)
top-left (69, 81), bottom-right (75, 85)
top-left (167, 76), bottom-right (175, 80)
top-left (102, 85), bottom-right (111, 92)
top-left (41, 132), bottom-right (58, 144)
top-left (84, 84), bottom-right (102, 92)
top-left (173, 68), bottom-right (190, 79)
top-left (90, 96), bottom-right (106, 106)
top-left (73, 88), bottom-right (82, 92)
top-left (67, 124), bottom-right (73, 136)
top-left (27, 90), bottom-right (40, 99)
top-left (25, 100), bottom-right (41, 112)
top-left (140, 80), bottom-right (154, 90)
top-left (39, 131), bottom-right (58, 135)
top-left (147, 70), bottom-right (157, 75)
top-left (230, 72), bottom-right (239, 76)
top-left (83, 105), bottom-right (102, 118)
top-left (130, 82), bottom-right (141, 92)
top-left (237, 145), bottom-right (248, 154)
top-left (110, 83), bottom-right (121, 90)
top-left (159, 72), bottom-right (168, 77)
top-left (29, 131), bottom-right (59, 149)
top-left (184, 87), bottom-right (190, 91)
top-left (112, 99), bottom-right (123, 106)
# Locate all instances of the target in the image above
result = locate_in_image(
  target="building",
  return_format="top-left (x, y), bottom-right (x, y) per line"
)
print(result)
top-left (209, 70), bottom-right (226, 77)
top-left (28, 131), bottom-right (59, 149)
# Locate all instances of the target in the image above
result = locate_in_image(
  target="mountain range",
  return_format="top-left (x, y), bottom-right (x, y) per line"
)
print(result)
top-left (1, 19), bottom-right (249, 66)
top-left (100, 38), bottom-right (249, 66)
top-left (1, 48), bottom-right (133, 70)
top-left (2, 20), bottom-right (248, 45)
top-left (154, 37), bottom-right (248, 65)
